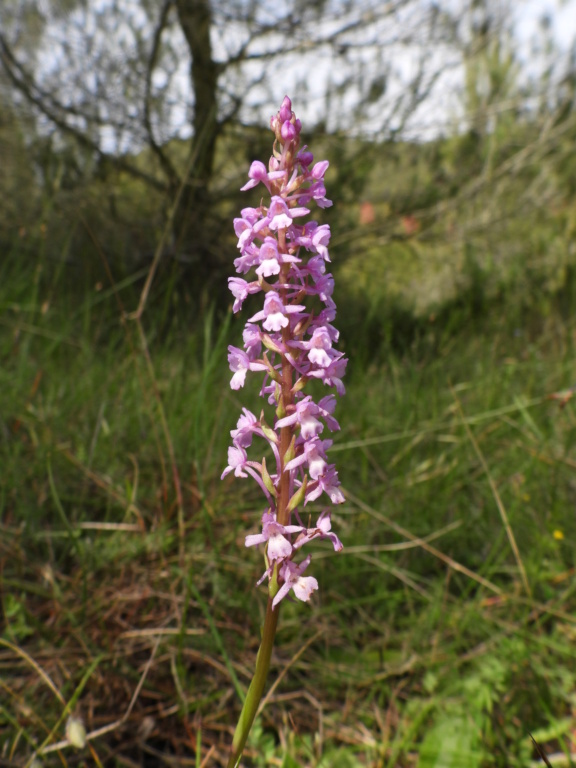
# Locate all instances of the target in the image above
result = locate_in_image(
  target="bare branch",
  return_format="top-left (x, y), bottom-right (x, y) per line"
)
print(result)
top-left (0, 31), bottom-right (167, 192)
top-left (143, 0), bottom-right (179, 186)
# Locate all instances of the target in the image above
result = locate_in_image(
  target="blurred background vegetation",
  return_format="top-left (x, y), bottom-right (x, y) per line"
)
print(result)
top-left (3, 1), bottom-right (576, 766)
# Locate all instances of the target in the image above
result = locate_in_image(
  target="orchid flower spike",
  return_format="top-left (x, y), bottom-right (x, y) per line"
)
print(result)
top-left (224, 95), bottom-right (346, 608)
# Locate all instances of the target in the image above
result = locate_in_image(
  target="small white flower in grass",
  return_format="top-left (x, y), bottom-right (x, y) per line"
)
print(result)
top-left (66, 716), bottom-right (87, 749)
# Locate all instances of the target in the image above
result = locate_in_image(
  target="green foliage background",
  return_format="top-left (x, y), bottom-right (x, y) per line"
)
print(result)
top-left (3, 22), bottom-right (576, 766)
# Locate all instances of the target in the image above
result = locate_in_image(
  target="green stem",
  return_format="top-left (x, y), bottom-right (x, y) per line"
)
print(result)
top-left (226, 597), bottom-right (280, 767)
top-left (227, 234), bottom-right (293, 766)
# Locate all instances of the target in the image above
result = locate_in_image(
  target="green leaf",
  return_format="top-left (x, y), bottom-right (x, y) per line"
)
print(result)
top-left (419, 714), bottom-right (483, 768)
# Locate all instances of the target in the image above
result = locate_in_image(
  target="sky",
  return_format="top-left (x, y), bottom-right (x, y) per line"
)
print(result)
top-left (21, 0), bottom-right (576, 150)
top-left (236, 0), bottom-right (576, 140)
top-left (515, 0), bottom-right (576, 49)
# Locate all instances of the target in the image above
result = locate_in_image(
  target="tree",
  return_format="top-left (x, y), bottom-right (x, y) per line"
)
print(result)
top-left (0, 0), bottom-right (449, 296)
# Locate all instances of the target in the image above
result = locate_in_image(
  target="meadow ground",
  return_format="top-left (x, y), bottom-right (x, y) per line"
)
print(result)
top-left (2, 250), bottom-right (576, 768)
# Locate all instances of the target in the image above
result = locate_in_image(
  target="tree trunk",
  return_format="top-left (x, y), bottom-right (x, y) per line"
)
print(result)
top-left (174, 0), bottom-right (221, 288)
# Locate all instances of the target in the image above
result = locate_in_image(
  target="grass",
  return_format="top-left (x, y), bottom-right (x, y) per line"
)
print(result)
top-left (2, 241), bottom-right (576, 768)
